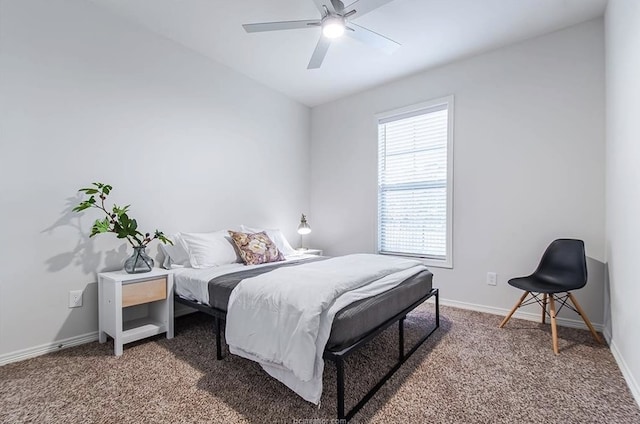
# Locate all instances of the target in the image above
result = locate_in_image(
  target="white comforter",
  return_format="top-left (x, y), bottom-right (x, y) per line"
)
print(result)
top-left (225, 253), bottom-right (427, 404)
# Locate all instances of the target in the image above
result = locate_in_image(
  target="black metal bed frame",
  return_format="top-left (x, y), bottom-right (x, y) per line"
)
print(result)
top-left (175, 287), bottom-right (439, 422)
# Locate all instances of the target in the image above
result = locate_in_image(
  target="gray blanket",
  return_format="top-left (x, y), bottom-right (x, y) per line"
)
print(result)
top-left (207, 257), bottom-right (326, 310)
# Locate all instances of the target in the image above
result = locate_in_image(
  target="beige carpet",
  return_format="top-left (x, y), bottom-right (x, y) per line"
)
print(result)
top-left (1, 305), bottom-right (639, 423)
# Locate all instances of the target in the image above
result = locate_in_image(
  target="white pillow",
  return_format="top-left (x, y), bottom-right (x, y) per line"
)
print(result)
top-left (180, 231), bottom-right (240, 269)
top-left (159, 233), bottom-right (191, 269)
top-left (241, 225), bottom-right (297, 256)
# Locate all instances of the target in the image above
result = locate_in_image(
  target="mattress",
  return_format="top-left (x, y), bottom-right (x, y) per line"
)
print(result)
top-left (172, 255), bottom-right (319, 306)
top-left (174, 256), bottom-right (433, 352)
top-left (327, 269), bottom-right (432, 350)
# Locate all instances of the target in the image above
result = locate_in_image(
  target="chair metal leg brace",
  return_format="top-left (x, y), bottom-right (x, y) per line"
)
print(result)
top-left (500, 291), bottom-right (602, 354)
top-left (326, 289), bottom-right (440, 422)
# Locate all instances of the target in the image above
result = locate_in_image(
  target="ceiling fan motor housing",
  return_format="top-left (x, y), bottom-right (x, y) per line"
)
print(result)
top-left (242, 0), bottom-right (399, 69)
top-left (322, 16), bottom-right (346, 38)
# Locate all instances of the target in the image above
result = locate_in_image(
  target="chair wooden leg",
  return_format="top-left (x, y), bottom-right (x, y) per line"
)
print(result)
top-left (548, 295), bottom-right (559, 355)
top-left (499, 291), bottom-right (529, 328)
top-left (542, 293), bottom-right (548, 324)
top-left (567, 292), bottom-right (603, 344)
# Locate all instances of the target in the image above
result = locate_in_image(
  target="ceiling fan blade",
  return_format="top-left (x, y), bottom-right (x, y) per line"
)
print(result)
top-left (312, 0), bottom-right (336, 15)
top-left (346, 22), bottom-right (400, 54)
top-left (308, 36), bottom-right (331, 69)
top-left (344, 0), bottom-right (394, 18)
top-left (331, 0), bottom-right (345, 14)
top-left (243, 20), bottom-right (321, 33)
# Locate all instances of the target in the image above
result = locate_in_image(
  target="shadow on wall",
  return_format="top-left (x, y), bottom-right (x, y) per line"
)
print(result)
top-left (51, 281), bottom-right (100, 346)
top-left (41, 194), bottom-right (129, 274)
top-left (603, 261), bottom-right (612, 341)
top-left (570, 256), bottom-right (606, 327)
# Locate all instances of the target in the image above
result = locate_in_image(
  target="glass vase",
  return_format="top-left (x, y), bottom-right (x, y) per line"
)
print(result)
top-left (124, 246), bottom-right (154, 274)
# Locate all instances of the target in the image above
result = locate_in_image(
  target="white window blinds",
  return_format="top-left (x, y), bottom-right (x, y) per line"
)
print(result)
top-left (377, 98), bottom-right (453, 265)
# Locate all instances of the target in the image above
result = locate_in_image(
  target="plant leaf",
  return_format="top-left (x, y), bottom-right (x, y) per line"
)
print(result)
top-left (79, 188), bottom-right (99, 194)
top-left (72, 202), bottom-right (92, 212)
top-left (112, 204), bottom-right (130, 217)
top-left (90, 218), bottom-right (111, 237)
top-left (155, 230), bottom-right (173, 245)
top-left (74, 183), bottom-right (165, 248)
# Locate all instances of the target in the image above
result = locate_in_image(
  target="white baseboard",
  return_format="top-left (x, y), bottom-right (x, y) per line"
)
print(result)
top-left (433, 297), bottom-right (604, 332)
top-left (609, 339), bottom-right (640, 408)
top-left (0, 305), bottom-right (195, 366)
top-left (603, 327), bottom-right (613, 345)
top-left (0, 331), bottom-right (98, 366)
top-left (0, 297), bottom-right (609, 369)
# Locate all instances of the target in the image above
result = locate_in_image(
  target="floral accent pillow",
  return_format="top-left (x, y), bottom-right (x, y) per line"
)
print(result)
top-left (227, 230), bottom-right (285, 265)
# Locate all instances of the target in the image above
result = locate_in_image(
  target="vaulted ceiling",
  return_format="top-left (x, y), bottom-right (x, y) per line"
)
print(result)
top-left (90, 0), bottom-right (607, 107)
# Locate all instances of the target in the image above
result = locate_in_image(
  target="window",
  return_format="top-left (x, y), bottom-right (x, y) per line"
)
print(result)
top-left (377, 96), bottom-right (453, 268)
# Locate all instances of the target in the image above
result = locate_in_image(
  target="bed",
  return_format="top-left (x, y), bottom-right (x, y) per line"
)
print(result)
top-left (172, 252), bottom-right (439, 421)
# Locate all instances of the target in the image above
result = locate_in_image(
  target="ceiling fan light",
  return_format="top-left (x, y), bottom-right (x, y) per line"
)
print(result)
top-left (322, 17), bottom-right (345, 38)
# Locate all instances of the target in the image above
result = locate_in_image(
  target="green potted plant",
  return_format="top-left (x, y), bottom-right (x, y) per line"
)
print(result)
top-left (73, 182), bottom-right (172, 273)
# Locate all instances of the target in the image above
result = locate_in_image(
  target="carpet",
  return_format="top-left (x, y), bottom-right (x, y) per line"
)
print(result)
top-left (1, 304), bottom-right (638, 423)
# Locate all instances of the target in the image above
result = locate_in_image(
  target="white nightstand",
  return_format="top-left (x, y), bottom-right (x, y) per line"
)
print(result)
top-left (297, 248), bottom-right (323, 256)
top-left (98, 268), bottom-right (174, 356)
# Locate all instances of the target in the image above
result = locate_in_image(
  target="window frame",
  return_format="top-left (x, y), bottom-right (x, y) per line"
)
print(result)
top-left (375, 95), bottom-right (454, 269)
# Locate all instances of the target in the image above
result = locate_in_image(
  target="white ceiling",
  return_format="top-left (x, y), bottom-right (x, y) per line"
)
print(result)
top-left (90, 0), bottom-right (607, 107)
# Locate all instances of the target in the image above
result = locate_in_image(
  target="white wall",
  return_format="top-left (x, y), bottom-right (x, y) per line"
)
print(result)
top-left (0, 0), bottom-right (310, 359)
top-left (310, 20), bottom-right (605, 324)
top-left (605, 0), bottom-right (640, 404)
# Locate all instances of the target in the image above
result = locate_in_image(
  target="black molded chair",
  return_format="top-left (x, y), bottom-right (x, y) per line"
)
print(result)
top-left (499, 239), bottom-right (602, 354)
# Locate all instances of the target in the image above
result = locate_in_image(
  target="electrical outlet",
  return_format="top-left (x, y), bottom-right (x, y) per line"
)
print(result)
top-left (486, 272), bottom-right (497, 286)
top-left (69, 290), bottom-right (83, 308)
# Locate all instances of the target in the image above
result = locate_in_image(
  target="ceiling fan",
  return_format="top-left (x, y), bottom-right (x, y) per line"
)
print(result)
top-left (242, 0), bottom-right (400, 69)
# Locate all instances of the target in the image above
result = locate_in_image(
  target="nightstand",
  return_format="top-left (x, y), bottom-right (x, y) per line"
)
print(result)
top-left (297, 248), bottom-right (323, 256)
top-left (98, 268), bottom-right (174, 356)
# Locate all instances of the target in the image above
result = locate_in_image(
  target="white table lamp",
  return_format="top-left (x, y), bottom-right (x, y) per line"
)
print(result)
top-left (297, 213), bottom-right (311, 249)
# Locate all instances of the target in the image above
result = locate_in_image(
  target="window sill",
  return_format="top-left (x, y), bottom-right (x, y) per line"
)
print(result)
top-left (378, 252), bottom-right (452, 269)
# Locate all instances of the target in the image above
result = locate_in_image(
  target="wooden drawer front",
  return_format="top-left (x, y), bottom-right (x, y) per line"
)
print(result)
top-left (122, 278), bottom-right (166, 307)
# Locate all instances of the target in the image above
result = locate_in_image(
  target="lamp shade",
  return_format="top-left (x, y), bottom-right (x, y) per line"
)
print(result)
top-left (297, 214), bottom-right (312, 235)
